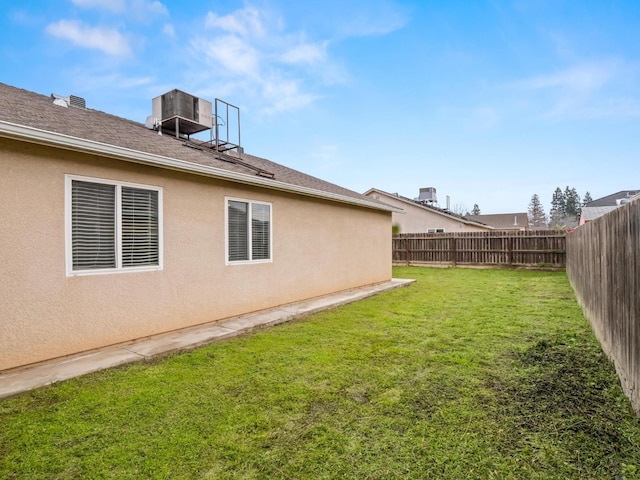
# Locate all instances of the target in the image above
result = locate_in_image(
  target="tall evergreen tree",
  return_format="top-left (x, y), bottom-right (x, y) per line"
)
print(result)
top-left (471, 204), bottom-right (481, 215)
top-left (583, 191), bottom-right (593, 206)
top-left (528, 194), bottom-right (547, 228)
top-left (565, 186), bottom-right (581, 219)
top-left (549, 187), bottom-right (566, 226)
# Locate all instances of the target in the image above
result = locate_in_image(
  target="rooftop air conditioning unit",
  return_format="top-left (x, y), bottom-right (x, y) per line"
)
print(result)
top-left (151, 89), bottom-right (213, 136)
top-left (417, 187), bottom-right (437, 203)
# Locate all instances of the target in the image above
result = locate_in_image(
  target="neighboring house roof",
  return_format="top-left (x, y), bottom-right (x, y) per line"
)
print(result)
top-left (466, 213), bottom-right (529, 230)
top-left (585, 190), bottom-right (640, 207)
top-left (580, 206), bottom-right (618, 223)
top-left (0, 83), bottom-right (397, 213)
top-left (579, 190), bottom-right (640, 225)
top-left (364, 188), bottom-right (493, 229)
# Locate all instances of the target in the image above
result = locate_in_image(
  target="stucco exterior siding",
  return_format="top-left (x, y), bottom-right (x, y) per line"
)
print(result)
top-left (393, 201), bottom-right (487, 233)
top-left (365, 190), bottom-right (490, 233)
top-left (0, 139), bottom-right (391, 370)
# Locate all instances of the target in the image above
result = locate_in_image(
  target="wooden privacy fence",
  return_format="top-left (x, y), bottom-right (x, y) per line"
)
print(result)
top-left (393, 230), bottom-right (566, 267)
top-left (566, 198), bottom-right (640, 415)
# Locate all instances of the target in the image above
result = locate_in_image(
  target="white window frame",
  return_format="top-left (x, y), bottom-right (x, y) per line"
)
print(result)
top-left (65, 174), bottom-right (163, 276)
top-left (225, 196), bottom-right (273, 265)
top-left (427, 228), bottom-right (445, 233)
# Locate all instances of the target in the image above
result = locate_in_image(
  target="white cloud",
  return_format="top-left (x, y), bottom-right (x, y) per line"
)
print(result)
top-left (594, 98), bottom-right (640, 117)
top-left (311, 143), bottom-right (340, 163)
top-left (45, 19), bottom-right (131, 56)
top-left (189, 3), bottom-right (403, 115)
top-left (190, 6), bottom-right (335, 114)
top-left (553, 97), bottom-right (640, 120)
top-left (162, 23), bottom-right (175, 38)
top-left (9, 9), bottom-right (41, 26)
top-left (329, 1), bottom-right (409, 38)
top-left (546, 31), bottom-right (574, 60)
top-left (70, 0), bottom-right (167, 17)
top-left (280, 42), bottom-right (328, 65)
top-left (139, 0), bottom-right (167, 16)
top-left (204, 7), bottom-right (266, 38)
top-left (520, 62), bottom-right (615, 93)
top-left (73, 71), bottom-right (154, 91)
top-left (511, 60), bottom-right (640, 120)
top-left (310, 142), bottom-right (343, 172)
top-left (191, 35), bottom-right (260, 77)
top-left (472, 106), bottom-right (500, 129)
top-left (71, 0), bottom-right (126, 11)
top-left (261, 76), bottom-right (318, 113)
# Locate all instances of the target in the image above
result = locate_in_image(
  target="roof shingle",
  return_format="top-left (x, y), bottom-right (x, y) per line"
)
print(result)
top-left (0, 83), bottom-right (381, 209)
top-left (585, 190), bottom-right (640, 207)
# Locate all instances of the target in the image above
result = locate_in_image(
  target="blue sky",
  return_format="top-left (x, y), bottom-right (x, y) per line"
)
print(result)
top-left (2, 0), bottom-right (639, 214)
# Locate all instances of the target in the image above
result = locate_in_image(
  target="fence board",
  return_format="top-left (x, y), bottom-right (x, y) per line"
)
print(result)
top-left (566, 199), bottom-right (640, 415)
top-left (393, 230), bottom-right (565, 267)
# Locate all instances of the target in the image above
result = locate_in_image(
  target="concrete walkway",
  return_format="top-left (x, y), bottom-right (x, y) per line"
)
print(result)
top-left (0, 278), bottom-right (414, 400)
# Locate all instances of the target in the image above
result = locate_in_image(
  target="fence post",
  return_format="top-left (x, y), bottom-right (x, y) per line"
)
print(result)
top-left (451, 236), bottom-right (457, 266)
top-left (404, 238), bottom-right (410, 265)
top-left (507, 236), bottom-right (513, 265)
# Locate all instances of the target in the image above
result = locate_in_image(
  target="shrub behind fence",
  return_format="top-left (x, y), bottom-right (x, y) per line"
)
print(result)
top-left (393, 230), bottom-right (565, 267)
top-left (566, 199), bottom-right (640, 414)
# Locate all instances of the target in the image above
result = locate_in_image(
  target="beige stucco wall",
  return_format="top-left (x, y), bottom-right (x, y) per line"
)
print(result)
top-left (365, 192), bottom-right (489, 233)
top-left (0, 138), bottom-right (391, 370)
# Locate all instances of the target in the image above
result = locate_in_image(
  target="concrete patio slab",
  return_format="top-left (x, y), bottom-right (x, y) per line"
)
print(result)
top-left (0, 278), bottom-right (415, 400)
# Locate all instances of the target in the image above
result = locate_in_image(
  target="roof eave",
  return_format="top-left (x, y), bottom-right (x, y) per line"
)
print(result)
top-left (0, 120), bottom-right (396, 213)
top-left (366, 187), bottom-right (492, 227)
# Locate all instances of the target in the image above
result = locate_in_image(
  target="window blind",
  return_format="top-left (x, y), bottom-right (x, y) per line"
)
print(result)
top-left (71, 180), bottom-right (116, 269)
top-left (251, 203), bottom-right (270, 260)
top-left (69, 178), bottom-right (161, 273)
top-left (228, 200), bottom-right (249, 261)
top-left (122, 187), bottom-right (159, 267)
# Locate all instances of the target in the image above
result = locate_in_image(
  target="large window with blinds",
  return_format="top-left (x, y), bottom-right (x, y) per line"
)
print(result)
top-left (226, 197), bottom-right (272, 264)
top-left (65, 175), bottom-right (162, 275)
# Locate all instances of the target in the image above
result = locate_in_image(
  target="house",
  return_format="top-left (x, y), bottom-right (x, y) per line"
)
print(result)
top-left (364, 188), bottom-right (492, 233)
top-left (0, 83), bottom-right (398, 371)
top-left (579, 190), bottom-right (640, 225)
top-left (466, 213), bottom-right (529, 231)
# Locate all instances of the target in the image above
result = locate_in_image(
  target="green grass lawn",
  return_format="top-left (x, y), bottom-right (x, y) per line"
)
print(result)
top-left (1, 267), bottom-right (639, 479)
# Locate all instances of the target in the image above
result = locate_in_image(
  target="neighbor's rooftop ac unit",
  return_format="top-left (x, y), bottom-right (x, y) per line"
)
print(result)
top-left (418, 187), bottom-right (437, 203)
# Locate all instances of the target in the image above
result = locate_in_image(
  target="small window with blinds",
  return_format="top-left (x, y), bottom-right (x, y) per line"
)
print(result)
top-left (226, 197), bottom-right (272, 264)
top-left (121, 187), bottom-right (159, 267)
top-left (66, 176), bottom-right (162, 276)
